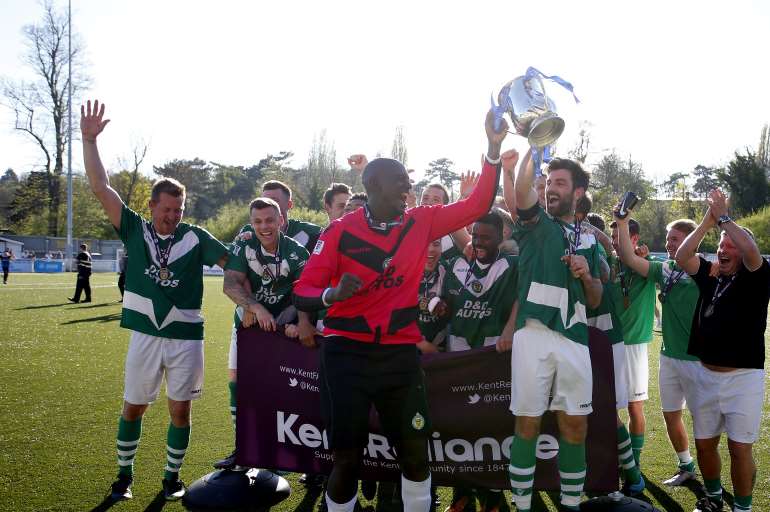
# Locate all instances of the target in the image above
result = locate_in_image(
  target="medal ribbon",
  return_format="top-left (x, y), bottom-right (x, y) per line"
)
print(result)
top-left (255, 237), bottom-right (282, 289)
top-left (708, 274), bottom-right (736, 309)
top-left (559, 220), bottom-right (581, 255)
top-left (659, 266), bottom-right (685, 302)
top-left (149, 224), bottom-right (175, 270)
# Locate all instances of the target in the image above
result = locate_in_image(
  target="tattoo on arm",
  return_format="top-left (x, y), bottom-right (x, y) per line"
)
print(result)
top-left (223, 271), bottom-right (258, 308)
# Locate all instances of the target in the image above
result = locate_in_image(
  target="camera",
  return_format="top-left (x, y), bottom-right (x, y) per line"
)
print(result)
top-left (616, 191), bottom-right (639, 219)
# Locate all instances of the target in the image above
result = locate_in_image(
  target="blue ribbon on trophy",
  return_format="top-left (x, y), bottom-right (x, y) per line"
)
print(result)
top-left (491, 67), bottom-right (579, 176)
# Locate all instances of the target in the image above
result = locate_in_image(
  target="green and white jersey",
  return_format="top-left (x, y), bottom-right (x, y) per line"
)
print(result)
top-left (439, 235), bottom-right (462, 263)
top-left (118, 205), bottom-right (227, 340)
top-left (512, 206), bottom-right (601, 346)
top-left (648, 259), bottom-right (699, 361)
top-left (240, 218), bottom-right (322, 253)
top-left (417, 264), bottom-right (449, 345)
top-left (226, 233), bottom-right (309, 327)
top-left (607, 254), bottom-right (656, 345)
top-left (586, 246), bottom-right (624, 345)
top-left (442, 254), bottom-right (519, 351)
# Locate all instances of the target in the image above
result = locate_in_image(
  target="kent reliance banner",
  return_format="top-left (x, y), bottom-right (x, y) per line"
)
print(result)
top-left (236, 329), bottom-right (618, 491)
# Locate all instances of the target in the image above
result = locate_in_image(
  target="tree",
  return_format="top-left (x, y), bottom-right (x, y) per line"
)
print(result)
top-left (757, 123), bottom-right (769, 169)
top-left (424, 158), bottom-right (459, 200)
top-left (116, 140), bottom-right (149, 207)
top-left (716, 150), bottom-right (770, 216)
top-left (589, 152), bottom-right (655, 218)
top-left (0, 169), bottom-right (21, 227)
top-left (691, 165), bottom-right (723, 198)
top-left (1, 1), bottom-right (89, 235)
top-left (660, 172), bottom-right (698, 220)
top-left (391, 125), bottom-right (409, 166)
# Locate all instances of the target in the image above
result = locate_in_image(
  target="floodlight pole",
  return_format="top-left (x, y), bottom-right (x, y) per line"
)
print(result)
top-left (66, 0), bottom-right (73, 270)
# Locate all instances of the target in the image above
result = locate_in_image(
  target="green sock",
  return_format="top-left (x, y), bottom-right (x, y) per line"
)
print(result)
top-left (734, 494), bottom-right (752, 511)
top-left (164, 423), bottom-right (191, 481)
top-left (617, 425), bottom-right (641, 484)
top-left (630, 433), bottom-right (644, 466)
top-left (558, 438), bottom-right (586, 511)
top-left (116, 416), bottom-right (142, 477)
top-left (508, 436), bottom-right (537, 512)
top-left (704, 478), bottom-right (722, 501)
top-left (229, 381), bottom-right (237, 429)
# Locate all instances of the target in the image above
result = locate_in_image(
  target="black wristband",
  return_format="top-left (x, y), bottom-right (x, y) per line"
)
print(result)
top-left (517, 203), bottom-right (541, 221)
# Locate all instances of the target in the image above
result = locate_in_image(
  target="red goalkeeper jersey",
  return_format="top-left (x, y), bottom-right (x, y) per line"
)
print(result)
top-left (293, 159), bottom-right (500, 344)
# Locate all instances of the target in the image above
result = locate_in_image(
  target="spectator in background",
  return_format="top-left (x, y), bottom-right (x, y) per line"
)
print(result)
top-left (118, 250), bottom-right (128, 301)
top-left (68, 243), bottom-right (92, 303)
top-left (323, 183), bottom-right (352, 223)
top-left (1, 248), bottom-right (13, 284)
top-left (675, 190), bottom-right (769, 512)
top-left (343, 193), bottom-right (367, 215)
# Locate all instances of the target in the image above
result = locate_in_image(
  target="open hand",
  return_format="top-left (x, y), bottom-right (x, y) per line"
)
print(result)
top-left (459, 171), bottom-right (480, 199)
top-left (80, 100), bottom-right (110, 142)
top-left (707, 189), bottom-right (728, 220)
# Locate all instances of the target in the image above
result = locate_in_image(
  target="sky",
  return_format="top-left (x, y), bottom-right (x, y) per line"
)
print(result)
top-left (1, 0), bottom-right (769, 187)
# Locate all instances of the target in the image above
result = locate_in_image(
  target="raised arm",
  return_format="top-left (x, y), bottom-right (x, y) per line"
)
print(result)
top-left (81, 100), bottom-right (123, 229)
top-left (501, 149), bottom-right (519, 221)
top-left (514, 149), bottom-right (539, 212)
top-left (427, 110), bottom-right (506, 240)
top-left (612, 212), bottom-right (650, 277)
top-left (708, 189), bottom-right (763, 271)
top-left (676, 207), bottom-right (715, 275)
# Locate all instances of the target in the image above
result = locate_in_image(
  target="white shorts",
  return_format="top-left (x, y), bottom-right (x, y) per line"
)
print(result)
top-left (123, 330), bottom-right (204, 404)
top-left (228, 326), bottom-right (238, 370)
top-left (510, 319), bottom-right (593, 416)
top-left (658, 354), bottom-right (700, 412)
top-left (691, 367), bottom-right (765, 443)
top-left (625, 343), bottom-right (649, 402)
top-left (613, 343), bottom-right (629, 410)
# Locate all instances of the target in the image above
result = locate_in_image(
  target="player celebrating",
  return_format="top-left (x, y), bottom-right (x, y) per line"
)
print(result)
top-left (615, 216), bottom-right (701, 487)
top-left (676, 190), bottom-right (769, 512)
top-left (609, 217), bottom-right (657, 469)
top-left (293, 109), bottom-right (507, 512)
top-left (443, 212), bottom-right (518, 353)
top-left (80, 100), bottom-right (228, 502)
top-left (215, 197), bottom-right (311, 469)
top-left (262, 180), bottom-right (322, 252)
top-left (509, 151), bottom-right (603, 512)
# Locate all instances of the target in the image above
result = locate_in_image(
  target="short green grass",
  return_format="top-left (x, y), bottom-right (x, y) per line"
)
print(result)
top-left (0, 273), bottom-right (768, 512)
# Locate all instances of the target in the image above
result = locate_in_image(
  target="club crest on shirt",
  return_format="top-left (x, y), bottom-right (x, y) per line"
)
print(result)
top-left (411, 412), bottom-right (425, 430)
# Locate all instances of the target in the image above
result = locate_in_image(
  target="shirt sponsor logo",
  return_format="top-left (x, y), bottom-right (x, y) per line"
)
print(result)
top-left (313, 240), bottom-right (324, 255)
top-left (144, 265), bottom-right (180, 287)
top-left (455, 299), bottom-right (493, 320)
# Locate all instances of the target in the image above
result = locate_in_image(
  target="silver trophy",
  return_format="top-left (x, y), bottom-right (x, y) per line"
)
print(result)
top-left (492, 67), bottom-right (578, 148)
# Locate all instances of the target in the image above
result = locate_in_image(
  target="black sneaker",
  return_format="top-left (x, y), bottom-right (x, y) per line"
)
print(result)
top-left (109, 474), bottom-right (133, 501)
top-left (81, 299), bottom-right (92, 303)
top-left (213, 449), bottom-right (236, 469)
top-left (67, 297), bottom-right (79, 303)
top-left (162, 478), bottom-right (186, 501)
top-left (693, 496), bottom-right (723, 512)
top-left (303, 473), bottom-right (325, 489)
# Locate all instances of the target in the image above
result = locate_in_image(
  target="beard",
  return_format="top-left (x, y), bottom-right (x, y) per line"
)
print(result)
top-left (546, 194), bottom-right (573, 218)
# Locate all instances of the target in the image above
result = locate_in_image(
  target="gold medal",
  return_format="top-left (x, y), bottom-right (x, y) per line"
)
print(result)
top-left (158, 267), bottom-right (170, 280)
top-left (418, 297), bottom-right (429, 312)
top-left (657, 292), bottom-right (665, 304)
top-left (704, 304), bottom-right (715, 318)
top-left (623, 296), bottom-right (630, 309)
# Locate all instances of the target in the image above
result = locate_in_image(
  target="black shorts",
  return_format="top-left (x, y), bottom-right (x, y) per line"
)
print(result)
top-left (319, 336), bottom-right (431, 452)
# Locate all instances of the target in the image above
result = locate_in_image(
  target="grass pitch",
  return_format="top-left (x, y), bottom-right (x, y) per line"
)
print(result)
top-left (0, 273), bottom-right (768, 512)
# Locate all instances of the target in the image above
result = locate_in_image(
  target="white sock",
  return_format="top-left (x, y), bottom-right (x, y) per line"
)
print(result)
top-left (401, 474), bottom-right (432, 512)
top-left (677, 450), bottom-right (693, 465)
top-left (325, 492), bottom-right (357, 512)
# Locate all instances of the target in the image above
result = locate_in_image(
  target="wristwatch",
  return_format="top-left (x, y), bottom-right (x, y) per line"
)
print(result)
top-left (717, 215), bottom-right (732, 226)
